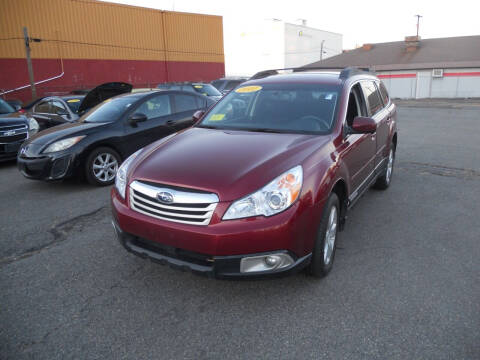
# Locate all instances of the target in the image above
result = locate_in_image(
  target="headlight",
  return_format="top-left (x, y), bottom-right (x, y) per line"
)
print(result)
top-left (223, 165), bottom-right (303, 220)
top-left (115, 149), bottom-right (142, 199)
top-left (28, 117), bottom-right (39, 132)
top-left (43, 136), bottom-right (85, 153)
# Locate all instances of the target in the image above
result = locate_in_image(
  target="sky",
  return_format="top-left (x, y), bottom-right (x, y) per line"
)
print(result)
top-left (106, 0), bottom-right (480, 49)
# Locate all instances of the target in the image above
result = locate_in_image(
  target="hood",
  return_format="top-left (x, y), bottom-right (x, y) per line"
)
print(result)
top-left (77, 82), bottom-right (132, 113)
top-left (0, 112), bottom-right (28, 127)
top-left (130, 127), bottom-right (331, 201)
top-left (24, 121), bottom-right (106, 149)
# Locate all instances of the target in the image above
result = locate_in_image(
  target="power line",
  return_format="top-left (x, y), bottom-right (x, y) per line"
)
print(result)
top-left (0, 37), bottom-right (223, 56)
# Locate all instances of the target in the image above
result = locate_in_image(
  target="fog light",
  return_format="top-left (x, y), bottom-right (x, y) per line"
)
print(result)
top-left (240, 253), bottom-right (294, 273)
top-left (265, 255), bottom-right (280, 267)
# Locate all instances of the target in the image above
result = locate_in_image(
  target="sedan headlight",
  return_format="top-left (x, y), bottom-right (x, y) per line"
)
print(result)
top-left (115, 149), bottom-right (142, 199)
top-left (28, 117), bottom-right (39, 132)
top-left (223, 165), bottom-right (303, 220)
top-left (43, 136), bottom-right (85, 153)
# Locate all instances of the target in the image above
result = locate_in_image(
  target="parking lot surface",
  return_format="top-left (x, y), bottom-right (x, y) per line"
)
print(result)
top-left (1, 103), bottom-right (479, 359)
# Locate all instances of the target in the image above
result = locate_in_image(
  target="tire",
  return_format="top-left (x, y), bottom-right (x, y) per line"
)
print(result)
top-left (374, 145), bottom-right (395, 190)
top-left (308, 193), bottom-right (340, 278)
top-left (85, 147), bottom-right (121, 186)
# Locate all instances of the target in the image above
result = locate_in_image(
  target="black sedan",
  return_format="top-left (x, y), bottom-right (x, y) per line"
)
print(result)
top-left (23, 82), bottom-right (132, 131)
top-left (17, 90), bottom-right (214, 185)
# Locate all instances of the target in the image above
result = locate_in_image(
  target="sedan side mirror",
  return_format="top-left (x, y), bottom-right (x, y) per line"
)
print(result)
top-left (351, 116), bottom-right (377, 134)
top-left (129, 112), bottom-right (147, 126)
top-left (12, 104), bottom-right (22, 112)
top-left (192, 110), bottom-right (205, 123)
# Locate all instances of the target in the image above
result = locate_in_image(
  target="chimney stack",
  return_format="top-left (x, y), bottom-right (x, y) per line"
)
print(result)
top-left (404, 35), bottom-right (420, 52)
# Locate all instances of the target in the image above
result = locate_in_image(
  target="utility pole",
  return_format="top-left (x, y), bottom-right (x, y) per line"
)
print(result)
top-left (23, 26), bottom-right (37, 99)
top-left (414, 14), bottom-right (423, 37)
top-left (320, 40), bottom-right (325, 61)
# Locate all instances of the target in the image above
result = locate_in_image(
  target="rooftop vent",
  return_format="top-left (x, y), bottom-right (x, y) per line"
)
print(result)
top-left (362, 43), bottom-right (373, 51)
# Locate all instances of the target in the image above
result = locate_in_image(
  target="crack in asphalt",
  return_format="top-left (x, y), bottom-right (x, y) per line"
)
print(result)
top-left (0, 206), bottom-right (108, 267)
top-left (398, 161), bottom-right (480, 180)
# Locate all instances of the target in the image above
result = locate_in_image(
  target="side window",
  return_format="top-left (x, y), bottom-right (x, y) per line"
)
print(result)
top-left (50, 101), bottom-right (67, 114)
top-left (345, 84), bottom-right (367, 127)
top-left (136, 95), bottom-right (172, 119)
top-left (361, 81), bottom-right (384, 116)
top-left (35, 101), bottom-right (51, 113)
top-left (174, 94), bottom-right (198, 113)
top-left (378, 81), bottom-right (390, 105)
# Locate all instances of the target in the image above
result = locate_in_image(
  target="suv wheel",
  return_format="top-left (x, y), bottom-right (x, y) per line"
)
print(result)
top-left (374, 146), bottom-right (395, 190)
top-left (85, 147), bottom-right (121, 186)
top-left (309, 193), bottom-right (339, 278)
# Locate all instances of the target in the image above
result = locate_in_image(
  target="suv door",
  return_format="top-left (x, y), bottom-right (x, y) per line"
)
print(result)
top-left (340, 83), bottom-right (376, 200)
top-left (168, 93), bottom-right (205, 131)
top-left (361, 81), bottom-right (389, 167)
top-left (123, 93), bottom-right (175, 153)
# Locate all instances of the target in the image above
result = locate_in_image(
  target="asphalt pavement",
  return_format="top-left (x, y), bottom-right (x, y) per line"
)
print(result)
top-left (1, 103), bottom-right (479, 359)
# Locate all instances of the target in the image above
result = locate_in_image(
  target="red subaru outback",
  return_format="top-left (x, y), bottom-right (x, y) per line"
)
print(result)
top-left (111, 68), bottom-right (397, 279)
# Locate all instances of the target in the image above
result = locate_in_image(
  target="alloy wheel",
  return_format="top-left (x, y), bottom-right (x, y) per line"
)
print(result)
top-left (92, 152), bottom-right (118, 183)
top-left (323, 206), bottom-right (338, 265)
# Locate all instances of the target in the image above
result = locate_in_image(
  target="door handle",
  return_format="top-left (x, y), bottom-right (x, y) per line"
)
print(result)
top-left (166, 120), bottom-right (177, 126)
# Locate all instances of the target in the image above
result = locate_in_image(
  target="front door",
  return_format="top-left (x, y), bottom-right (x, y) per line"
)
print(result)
top-left (339, 83), bottom-right (376, 201)
top-left (123, 94), bottom-right (176, 154)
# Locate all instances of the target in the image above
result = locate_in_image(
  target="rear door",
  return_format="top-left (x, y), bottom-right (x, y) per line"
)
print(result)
top-left (122, 93), bottom-right (175, 153)
top-left (361, 81), bottom-right (389, 167)
top-left (168, 93), bottom-right (205, 131)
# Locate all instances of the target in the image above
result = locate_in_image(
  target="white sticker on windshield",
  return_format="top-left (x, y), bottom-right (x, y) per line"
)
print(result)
top-left (325, 94), bottom-right (333, 100)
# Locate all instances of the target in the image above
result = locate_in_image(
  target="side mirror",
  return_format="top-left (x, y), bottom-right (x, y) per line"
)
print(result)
top-left (13, 104), bottom-right (22, 112)
top-left (129, 112), bottom-right (147, 126)
top-left (192, 110), bottom-right (205, 123)
top-left (351, 116), bottom-right (377, 134)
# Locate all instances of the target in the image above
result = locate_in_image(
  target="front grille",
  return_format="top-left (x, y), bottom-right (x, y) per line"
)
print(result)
top-left (0, 125), bottom-right (28, 144)
top-left (129, 180), bottom-right (219, 226)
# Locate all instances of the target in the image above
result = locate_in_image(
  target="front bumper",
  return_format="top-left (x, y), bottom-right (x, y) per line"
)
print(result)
top-left (111, 186), bottom-right (321, 279)
top-left (112, 218), bottom-right (311, 279)
top-left (0, 140), bottom-right (23, 162)
top-left (17, 151), bottom-right (76, 180)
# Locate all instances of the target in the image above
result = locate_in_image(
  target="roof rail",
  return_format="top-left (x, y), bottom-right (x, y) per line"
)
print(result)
top-left (250, 66), bottom-right (372, 80)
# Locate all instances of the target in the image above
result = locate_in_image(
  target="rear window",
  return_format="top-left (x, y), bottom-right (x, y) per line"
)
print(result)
top-left (378, 81), bottom-right (390, 105)
top-left (64, 97), bottom-right (83, 113)
top-left (224, 80), bottom-right (243, 91)
top-left (192, 84), bottom-right (221, 96)
top-left (199, 83), bottom-right (341, 134)
top-left (361, 81), bottom-right (384, 116)
top-left (174, 94), bottom-right (199, 112)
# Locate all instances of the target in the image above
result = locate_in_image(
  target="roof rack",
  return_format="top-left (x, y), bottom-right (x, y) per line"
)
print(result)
top-left (249, 66), bottom-right (372, 80)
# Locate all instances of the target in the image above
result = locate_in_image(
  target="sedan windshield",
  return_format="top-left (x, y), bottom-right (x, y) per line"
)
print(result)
top-left (81, 97), bottom-right (135, 123)
top-left (198, 83), bottom-right (341, 134)
top-left (0, 99), bottom-right (15, 114)
top-left (192, 84), bottom-right (222, 97)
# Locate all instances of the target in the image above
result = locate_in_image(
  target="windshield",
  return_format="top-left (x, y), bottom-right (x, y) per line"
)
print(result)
top-left (0, 99), bottom-right (15, 114)
top-left (64, 97), bottom-right (83, 113)
top-left (198, 83), bottom-right (341, 134)
top-left (192, 84), bottom-right (222, 97)
top-left (81, 96), bottom-right (135, 123)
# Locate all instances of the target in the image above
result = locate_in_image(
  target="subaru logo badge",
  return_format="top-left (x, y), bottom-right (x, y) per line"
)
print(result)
top-left (4, 130), bottom-right (16, 136)
top-left (157, 191), bottom-right (174, 204)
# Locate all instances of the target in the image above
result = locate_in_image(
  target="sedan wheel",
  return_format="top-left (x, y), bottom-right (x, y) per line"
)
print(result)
top-left (93, 153), bottom-right (118, 183)
top-left (85, 147), bottom-right (121, 186)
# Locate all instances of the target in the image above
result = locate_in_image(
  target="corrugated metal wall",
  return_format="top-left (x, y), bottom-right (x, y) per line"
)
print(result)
top-left (0, 0), bottom-right (224, 63)
top-left (0, 0), bottom-right (225, 101)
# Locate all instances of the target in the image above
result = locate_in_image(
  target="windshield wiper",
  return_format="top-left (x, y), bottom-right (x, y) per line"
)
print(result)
top-left (196, 125), bottom-right (219, 129)
top-left (239, 128), bottom-right (286, 133)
